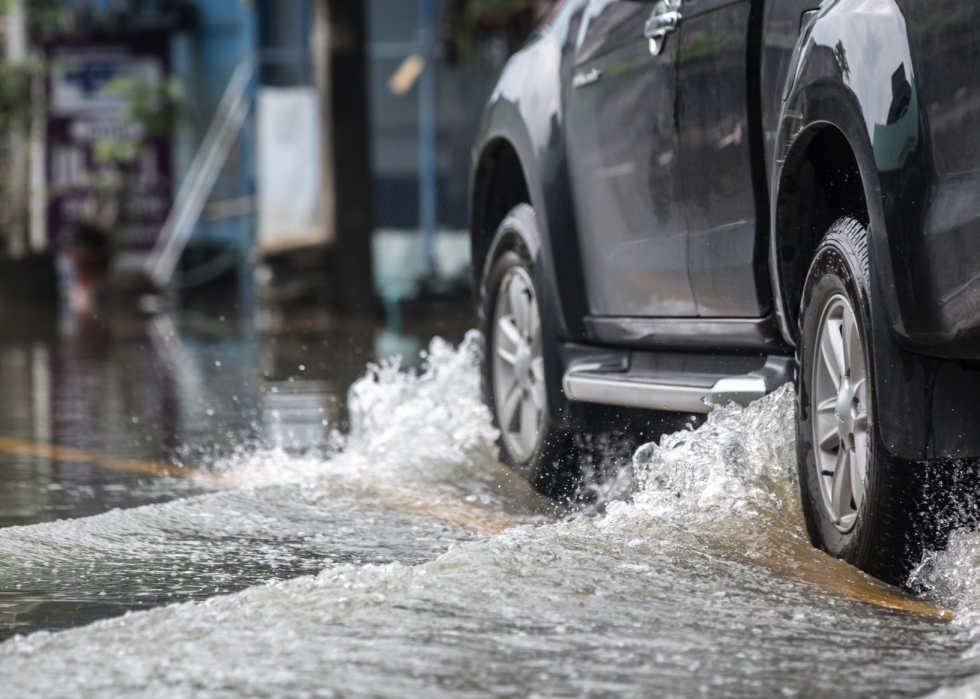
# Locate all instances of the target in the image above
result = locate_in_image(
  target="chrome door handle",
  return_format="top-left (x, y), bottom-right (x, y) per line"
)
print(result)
top-left (644, 9), bottom-right (681, 55)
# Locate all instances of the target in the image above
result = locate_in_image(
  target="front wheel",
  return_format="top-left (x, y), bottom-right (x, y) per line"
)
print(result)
top-left (478, 204), bottom-right (581, 498)
top-left (491, 260), bottom-right (546, 464)
top-left (796, 217), bottom-right (913, 584)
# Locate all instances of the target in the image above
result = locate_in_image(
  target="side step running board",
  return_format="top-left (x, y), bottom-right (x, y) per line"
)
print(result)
top-left (563, 357), bottom-right (792, 414)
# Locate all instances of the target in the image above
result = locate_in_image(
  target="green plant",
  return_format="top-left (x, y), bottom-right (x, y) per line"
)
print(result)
top-left (77, 73), bottom-right (184, 251)
top-left (0, 57), bottom-right (41, 131)
top-left (444, 0), bottom-right (551, 63)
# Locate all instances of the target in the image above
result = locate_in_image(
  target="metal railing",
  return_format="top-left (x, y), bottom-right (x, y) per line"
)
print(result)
top-left (145, 61), bottom-right (254, 289)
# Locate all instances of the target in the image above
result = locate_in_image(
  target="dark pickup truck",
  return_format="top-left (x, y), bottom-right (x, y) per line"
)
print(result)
top-left (468, 0), bottom-right (980, 584)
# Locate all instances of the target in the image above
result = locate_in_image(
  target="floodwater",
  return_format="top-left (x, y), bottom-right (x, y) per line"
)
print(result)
top-left (4, 306), bottom-right (980, 697)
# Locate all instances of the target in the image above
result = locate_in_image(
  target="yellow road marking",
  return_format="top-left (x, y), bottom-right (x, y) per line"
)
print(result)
top-left (0, 436), bottom-right (511, 534)
top-left (750, 526), bottom-right (951, 618)
top-left (0, 437), bottom-right (194, 479)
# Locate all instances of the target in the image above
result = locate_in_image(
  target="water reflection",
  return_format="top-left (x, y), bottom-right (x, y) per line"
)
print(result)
top-left (0, 301), bottom-right (476, 638)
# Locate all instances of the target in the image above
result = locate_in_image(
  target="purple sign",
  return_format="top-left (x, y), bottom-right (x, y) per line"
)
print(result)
top-left (45, 38), bottom-right (172, 250)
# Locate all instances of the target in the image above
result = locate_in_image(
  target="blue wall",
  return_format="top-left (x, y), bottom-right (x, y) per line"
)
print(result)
top-left (176, 0), bottom-right (257, 249)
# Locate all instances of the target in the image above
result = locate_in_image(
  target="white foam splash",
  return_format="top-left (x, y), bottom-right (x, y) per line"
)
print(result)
top-left (914, 531), bottom-right (980, 697)
top-left (630, 383), bottom-right (801, 529)
top-left (195, 330), bottom-right (547, 518)
top-left (344, 331), bottom-right (505, 487)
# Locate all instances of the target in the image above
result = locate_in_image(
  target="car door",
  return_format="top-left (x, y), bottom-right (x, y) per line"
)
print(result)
top-left (565, 0), bottom-right (697, 318)
top-left (676, 0), bottom-right (770, 317)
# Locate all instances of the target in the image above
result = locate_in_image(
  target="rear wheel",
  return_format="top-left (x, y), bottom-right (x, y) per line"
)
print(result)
top-left (796, 218), bottom-right (912, 584)
top-left (811, 293), bottom-right (870, 533)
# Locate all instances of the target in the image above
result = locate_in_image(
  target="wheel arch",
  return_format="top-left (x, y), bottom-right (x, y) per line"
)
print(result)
top-left (771, 122), bottom-right (870, 344)
top-left (470, 137), bottom-right (533, 305)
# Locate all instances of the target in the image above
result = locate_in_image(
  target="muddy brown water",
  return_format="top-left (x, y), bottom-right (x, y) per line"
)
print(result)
top-left (1, 307), bottom-right (980, 698)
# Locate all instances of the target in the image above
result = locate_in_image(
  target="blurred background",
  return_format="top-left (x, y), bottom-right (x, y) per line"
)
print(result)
top-left (0, 0), bottom-right (553, 535)
top-left (0, 0), bottom-right (551, 328)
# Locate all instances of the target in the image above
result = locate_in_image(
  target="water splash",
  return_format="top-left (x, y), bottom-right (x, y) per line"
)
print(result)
top-left (0, 335), bottom-right (971, 697)
top-left (912, 531), bottom-right (980, 696)
top-left (631, 383), bottom-right (801, 528)
top-left (199, 331), bottom-right (550, 524)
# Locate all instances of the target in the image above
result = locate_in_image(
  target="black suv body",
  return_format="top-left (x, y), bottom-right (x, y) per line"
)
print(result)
top-left (469, 0), bottom-right (980, 583)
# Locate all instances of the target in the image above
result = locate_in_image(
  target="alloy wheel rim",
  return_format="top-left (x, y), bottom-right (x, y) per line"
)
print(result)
top-left (811, 294), bottom-right (870, 533)
top-left (492, 267), bottom-right (545, 463)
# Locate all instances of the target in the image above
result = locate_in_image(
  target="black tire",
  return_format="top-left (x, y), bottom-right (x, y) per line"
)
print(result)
top-left (796, 217), bottom-right (914, 584)
top-left (478, 204), bottom-right (581, 499)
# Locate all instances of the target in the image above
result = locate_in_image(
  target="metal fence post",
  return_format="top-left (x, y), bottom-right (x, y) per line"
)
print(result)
top-left (418, 0), bottom-right (437, 277)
